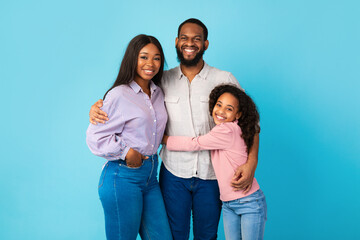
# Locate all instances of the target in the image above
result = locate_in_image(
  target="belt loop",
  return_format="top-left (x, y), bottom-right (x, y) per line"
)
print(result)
top-left (145, 154), bottom-right (157, 161)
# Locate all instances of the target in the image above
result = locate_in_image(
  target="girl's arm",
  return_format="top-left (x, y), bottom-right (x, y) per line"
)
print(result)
top-left (165, 123), bottom-right (233, 152)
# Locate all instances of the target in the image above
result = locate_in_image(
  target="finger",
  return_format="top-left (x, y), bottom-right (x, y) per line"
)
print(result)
top-left (231, 177), bottom-right (244, 185)
top-left (128, 161), bottom-right (142, 168)
top-left (96, 99), bottom-right (104, 107)
top-left (231, 181), bottom-right (248, 191)
top-left (90, 111), bottom-right (107, 122)
top-left (94, 101), bottom-right (106, 116)
top-left (231, 180), bottom-right (247, 189)
top-left (94, 112), bottom-right (108, 121)
top-left (90, 105), bottom-right (108, 119)
top-left (90, 118), bottom-right (97, 125)
top-left (232, 186), bottom-right (243, 192)
top-left (243, 184), bottom-right (252, 194)
top-left (97, 109), bottom-right (108, 118)
top-left (129, 164), bottom-right (141, 168)
top-left (232, 170), bottom-right (242, 180)
top-left (141, 155), bottom-right (149, 159)
top-left (92, 108), bottom-right (108, 118)
top-left (93, 117), bottom-right (106, 124)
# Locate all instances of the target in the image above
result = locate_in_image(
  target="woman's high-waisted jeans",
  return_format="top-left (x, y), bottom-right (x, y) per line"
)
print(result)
top-left (222, 189), bottom-right (267, 240)
top-left (98, 155), bottom-right (172, 240)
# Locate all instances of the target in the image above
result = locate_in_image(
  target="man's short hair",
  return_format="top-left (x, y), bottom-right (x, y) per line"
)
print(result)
top-left (177, 18), bottom-right (208, 41)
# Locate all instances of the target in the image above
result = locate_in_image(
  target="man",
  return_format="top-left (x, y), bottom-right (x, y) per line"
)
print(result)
top-left (89, 18), bottom-right (259, 240)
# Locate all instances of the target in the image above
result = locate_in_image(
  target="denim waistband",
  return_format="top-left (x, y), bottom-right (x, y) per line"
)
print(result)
top-left (145, 154), bottom-right (158, 161)
top-left (112, 154), bottom-right (158, 163)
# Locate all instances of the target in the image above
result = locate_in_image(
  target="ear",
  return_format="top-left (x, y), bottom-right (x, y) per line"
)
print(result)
top-left (204, 40), bottom-right (209, 50)
top-left (236, 112), bottom-right (242, 120)
top-left (175, 37), bottom-right (179, 46)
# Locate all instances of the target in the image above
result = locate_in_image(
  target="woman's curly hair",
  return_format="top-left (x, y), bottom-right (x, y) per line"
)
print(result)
top-left (209, 84), bottom-right (260, 153)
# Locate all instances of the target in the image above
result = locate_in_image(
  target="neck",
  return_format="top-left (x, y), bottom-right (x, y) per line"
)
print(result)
top-left (180, 59), bottom-right (204, 82)
top-left (134, 79), bottom-right (151, 97)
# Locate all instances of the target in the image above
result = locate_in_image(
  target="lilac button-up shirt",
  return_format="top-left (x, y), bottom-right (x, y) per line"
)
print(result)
top-left (86, 81), bottom-right (168, 160)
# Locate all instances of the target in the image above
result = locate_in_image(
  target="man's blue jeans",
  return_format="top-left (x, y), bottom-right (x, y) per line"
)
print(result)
top-left (159, 164), bottom-right (222, 240)
top-left (98, 155), bottom-right (172, 240)
top-left (222, 189), bottom-right (267, 240)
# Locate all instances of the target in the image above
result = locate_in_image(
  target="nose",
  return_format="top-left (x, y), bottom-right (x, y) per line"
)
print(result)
top-left (185, 38), bottom-right (195, 46)
top-left (146, 58), bottom-right (155, 67)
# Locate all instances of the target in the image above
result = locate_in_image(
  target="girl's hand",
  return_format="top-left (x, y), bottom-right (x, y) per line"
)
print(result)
top-left (162, 135), bottom-right (169, 145)
top-left (125, 148), bottom-right (148, 168)
top-left (89, 99), bottom-right (109, 124)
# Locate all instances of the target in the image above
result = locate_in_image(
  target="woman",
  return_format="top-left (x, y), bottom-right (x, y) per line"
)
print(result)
top-left (86, 34), bottom-right (172, 240)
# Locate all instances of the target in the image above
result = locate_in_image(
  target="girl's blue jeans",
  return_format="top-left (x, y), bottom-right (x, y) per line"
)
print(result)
top-left (98, 155), bottom-right (172, 240)
top-left (222, 189), bottom-right (267, 240)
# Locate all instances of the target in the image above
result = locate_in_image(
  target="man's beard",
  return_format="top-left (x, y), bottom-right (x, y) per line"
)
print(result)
top-left (176, 45), bottom-right (205, 67)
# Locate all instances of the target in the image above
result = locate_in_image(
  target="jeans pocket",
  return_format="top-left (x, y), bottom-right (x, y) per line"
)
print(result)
top-left (98, 162), bottom-right (109, 189)
top-left (251, 190), bottom-right (267, 212)
top-left (235, 190), bottom-right (264, 210)
top-left (119, 159), bottom-right (145, 170)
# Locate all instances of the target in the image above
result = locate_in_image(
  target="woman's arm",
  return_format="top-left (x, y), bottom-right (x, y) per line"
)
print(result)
top-left (86, 90), bottom-right (130, 160)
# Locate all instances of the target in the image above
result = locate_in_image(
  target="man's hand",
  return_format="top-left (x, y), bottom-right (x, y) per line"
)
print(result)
top-left (89, 99), bottom-right (109, 124)
top-left (231, 162), bottom-right (256, 193)
top-left (231, 134), bottom-right (259, 193)
top-left (125, 148), bottom-right (148, 168)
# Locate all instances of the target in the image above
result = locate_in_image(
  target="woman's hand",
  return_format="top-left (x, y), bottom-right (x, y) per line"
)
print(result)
top-left (125, 148), bottom-right (148, 168)
top-left (89, 99), bottom-right (109, 124)
top-left (162, 135), bottom-right (169, 145)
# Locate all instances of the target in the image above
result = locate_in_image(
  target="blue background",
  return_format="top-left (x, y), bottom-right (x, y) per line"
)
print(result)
top-left (1, 0), bottom-right (359, 239)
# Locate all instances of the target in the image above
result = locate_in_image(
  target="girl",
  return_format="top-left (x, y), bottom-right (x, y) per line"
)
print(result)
top-left (86, 35), bottom-right (172, 240)
top-left (163, 84), bottom-right (267, 240)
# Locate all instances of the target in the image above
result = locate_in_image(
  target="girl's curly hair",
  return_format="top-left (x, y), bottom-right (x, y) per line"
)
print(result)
top-left (209, 84), bottom-right (260, 153)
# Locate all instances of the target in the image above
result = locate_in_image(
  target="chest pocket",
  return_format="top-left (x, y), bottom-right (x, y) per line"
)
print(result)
top-left (164, 96), bottom-right (182, 120)
top-left (200, 96), bottom-right (210, 113)
top-left (200, 96), bottom-right (209, 102)
top-left (199, 95), bottom-right (214, 130)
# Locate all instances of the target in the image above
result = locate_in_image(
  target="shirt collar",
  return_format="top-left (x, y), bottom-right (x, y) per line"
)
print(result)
top-left (198, 62), bottom-right (210, 79)
top-left (176, 61), bottom-right (211, 80)
top-left (129, 80), bottom-right (157, 94)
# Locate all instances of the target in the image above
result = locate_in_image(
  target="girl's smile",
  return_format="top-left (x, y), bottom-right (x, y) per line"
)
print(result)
top-left (212, 92), bottom-right (242, 125)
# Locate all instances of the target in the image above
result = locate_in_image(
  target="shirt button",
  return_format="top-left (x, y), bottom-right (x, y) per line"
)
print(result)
top-left (153, 133), bottom-right (155, 135)
top-left (154, 120), bottom-right (156, 122)
top-left (151, 145), bottom-right (154, 147)
top-left (150, 106), bottom-right (152, 109)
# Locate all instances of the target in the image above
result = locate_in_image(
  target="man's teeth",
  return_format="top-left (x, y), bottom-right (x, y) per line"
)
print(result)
top-left (184, 49), bottom-right (195, 53)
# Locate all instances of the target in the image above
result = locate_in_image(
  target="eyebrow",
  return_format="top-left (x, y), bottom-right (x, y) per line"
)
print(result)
top-left (180, 34), bottom-right (202, 38)
top-left (217, 100), bottom-right (235, 109)
top-left (139, 52), bottom-right (161, 55)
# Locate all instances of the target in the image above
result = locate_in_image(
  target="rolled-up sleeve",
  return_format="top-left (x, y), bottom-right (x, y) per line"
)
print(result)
top-left (86, 90), bottom-right (130, 160)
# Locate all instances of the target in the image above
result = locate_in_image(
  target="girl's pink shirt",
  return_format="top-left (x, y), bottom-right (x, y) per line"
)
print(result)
top-left (166, 121), bottom-right (260, 202)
